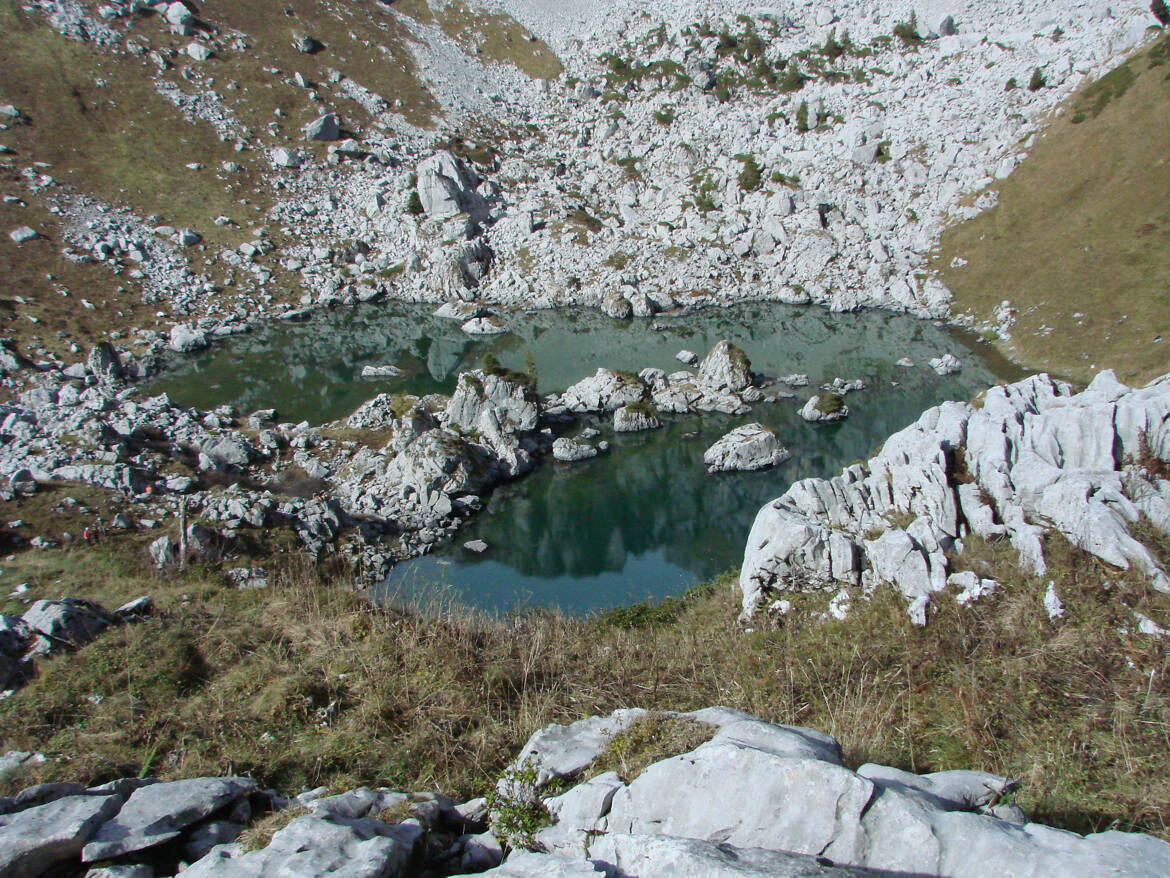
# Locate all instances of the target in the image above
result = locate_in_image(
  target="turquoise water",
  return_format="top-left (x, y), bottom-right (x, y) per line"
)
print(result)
top-left (149, 301), bottom-right (1017, 615)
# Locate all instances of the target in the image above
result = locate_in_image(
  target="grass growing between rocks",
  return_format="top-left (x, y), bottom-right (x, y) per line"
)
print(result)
top-left (590, 714), bottom-right (715, 782)
top-left (0, 528), bottom-right (1168, 839)
top-left (936, 34), bottom-right (1170, 384)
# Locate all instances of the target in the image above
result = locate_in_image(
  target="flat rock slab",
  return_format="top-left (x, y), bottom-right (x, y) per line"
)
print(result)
top-left (0, 793), bottom-right (123, 878)
top-left (181, 814), bottom-right (422, 878)
top-left (82, 777), bottom-right (256, 862)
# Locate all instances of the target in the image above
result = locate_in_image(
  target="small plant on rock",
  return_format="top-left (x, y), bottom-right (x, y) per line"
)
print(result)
top-left (1028, 67), bottom-right (1047, 91)
top-left (486, 761), bottom-right (552, 850)
top-left (405, 190), bottom-right (424, 216)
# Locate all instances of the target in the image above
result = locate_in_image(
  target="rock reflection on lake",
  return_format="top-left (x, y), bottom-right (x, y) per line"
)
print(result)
top-left (149, 301), bottom-right (1017, 615)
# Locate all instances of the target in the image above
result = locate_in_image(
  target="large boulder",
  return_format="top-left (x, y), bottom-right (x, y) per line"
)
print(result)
top-left (168, 324), bottom-right (209, 353)
top-left (704, 424), bottom-right (789, 473)
top-left (613, 403), bottom-right (661, 432)
top-left (493, 708), bottom-right (1170, 878)
top-left (181, 812), bottom-right (422, 878)
top-left (560, 369), bottom-right (646, 414)
top-left (22, 599), bottom-right (114, 655)
top-left (416, 151), bottom-right (480, 219)
top-left (698, 341), bottom-right (752, 392)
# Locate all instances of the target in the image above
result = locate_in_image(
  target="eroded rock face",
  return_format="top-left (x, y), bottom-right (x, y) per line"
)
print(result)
top-left (740, 371), bottom-right (1170, 622)
top-left (484, 708), bottom-right (1170, 878)
top-left (417, 151), bottom-right (481, 219)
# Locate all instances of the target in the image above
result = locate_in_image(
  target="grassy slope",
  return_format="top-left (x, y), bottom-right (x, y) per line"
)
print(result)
top-left (0, 0), bottom-right (558, 361)
top-left (0, 516), bottom-right (1168, 838)
top-left (936, 33), bottom-right (1170, 385)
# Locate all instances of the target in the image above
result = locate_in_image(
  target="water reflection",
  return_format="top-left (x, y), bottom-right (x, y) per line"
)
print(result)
top-left (147, 300), bottom-right (1016, 614)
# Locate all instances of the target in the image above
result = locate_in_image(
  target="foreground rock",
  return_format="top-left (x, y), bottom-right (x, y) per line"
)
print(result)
top-left (477, 708), bottom-right (1170, 878)
top-left (741, 370), bottom-right (1170, 622)
top-left (704, 424), bottom-right (790, 473)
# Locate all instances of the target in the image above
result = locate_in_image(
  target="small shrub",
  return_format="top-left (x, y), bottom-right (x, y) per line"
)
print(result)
top-left (893, 15), bottom-right (922, 46)
top-left (1028, 67), bottom-right (1047, 91)
top-left (1153, 0), bottom-right (1170, 26)
top-left (1005, 77), bottom-right (1019, 91)
top-left (404, 191), bottom-right (424, 216)
top-left (822, 30), bottom-right (846, 61)
top-left (795, 99), bottom-right (810, 132)
top-left (736, 154), bottom-right (763, 191)
top-left (653, 107), bottom-right (676, 126)
top-left (486, 761), bottom-right (551, 849)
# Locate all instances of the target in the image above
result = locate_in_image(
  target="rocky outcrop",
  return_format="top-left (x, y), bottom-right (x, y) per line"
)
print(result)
top-left (478, 708), bottom-right (1170, 878)
top-left (0, 596), bottom-right (150, 691)
top-left (740, 371), bottom-right (1170, 622)
top-left (704, 424), bottom-right (789, 473)
top-left (445, 371), bottom-right (540, 434)
top-left (697, 340), bottom-right (752, 392)
top-left (416, 151), bottom-right (483, 220)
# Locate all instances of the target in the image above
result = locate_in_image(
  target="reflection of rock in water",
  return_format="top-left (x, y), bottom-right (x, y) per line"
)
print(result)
top-left (455, 357), bottom-right (1004, 583)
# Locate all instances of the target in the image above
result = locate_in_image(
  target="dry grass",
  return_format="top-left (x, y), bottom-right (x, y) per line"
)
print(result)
top-left (237, 806), bottom-right (309, 851)
top-left (936, 34), bottom-right (1170, 385)
top-left (590, 714), bottom-right (715, 782)
top-left (432, 1), bottom-right (562, 80)
top-left (0, 525), bottom-right (1167, 839)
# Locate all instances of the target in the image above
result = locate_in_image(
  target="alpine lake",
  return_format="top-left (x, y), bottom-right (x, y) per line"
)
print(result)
top-left (148, 301), bottom-right (1021, 615)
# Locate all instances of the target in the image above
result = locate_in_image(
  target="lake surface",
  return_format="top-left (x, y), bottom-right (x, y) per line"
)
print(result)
top-left (149, 301), bottom-right (1020, 615)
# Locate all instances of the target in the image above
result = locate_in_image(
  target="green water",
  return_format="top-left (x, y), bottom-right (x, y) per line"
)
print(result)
top-left (149, 301), bottom-right (1018, 615)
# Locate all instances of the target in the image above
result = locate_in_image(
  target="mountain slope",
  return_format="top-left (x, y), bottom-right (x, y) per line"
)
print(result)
top-left (937, 33), bottom-right (1170, 385)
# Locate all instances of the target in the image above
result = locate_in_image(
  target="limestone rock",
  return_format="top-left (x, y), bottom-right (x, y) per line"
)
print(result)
top-left (417, 151), bottom-right (480, 219)
top-left (446, 370), bottom-right (539, 433)
top-left (561, 369), bottom-right (645, 413)
top-left (304, 113), bottom-right (340, 141)
top-left (22, 599), bottom-right (114, 654)
top-left (169, 324), bottom-right (209, 353)
top-left (82, 777), bottom-right (257, 861)
top-left (698, 340), bottom-right (752, 392)
top-left (613, 404), bottom-right (661, 432)
top-left (704, 424), bottom-right (790, 473)
top-left (552, 437), bottom-right (599, 462)
top-left (800, 394), bottom-right (849, 422)
top-left (181, 812), bottom-right (422, 878)
top-left (0, 794), bottom-right (123, 878)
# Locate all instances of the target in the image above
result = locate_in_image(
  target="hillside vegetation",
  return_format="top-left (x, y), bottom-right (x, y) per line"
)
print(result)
top-left (1, 523), bottom-right (1168, 840)
top-left (938, 33), bottom-right (1170, 385)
